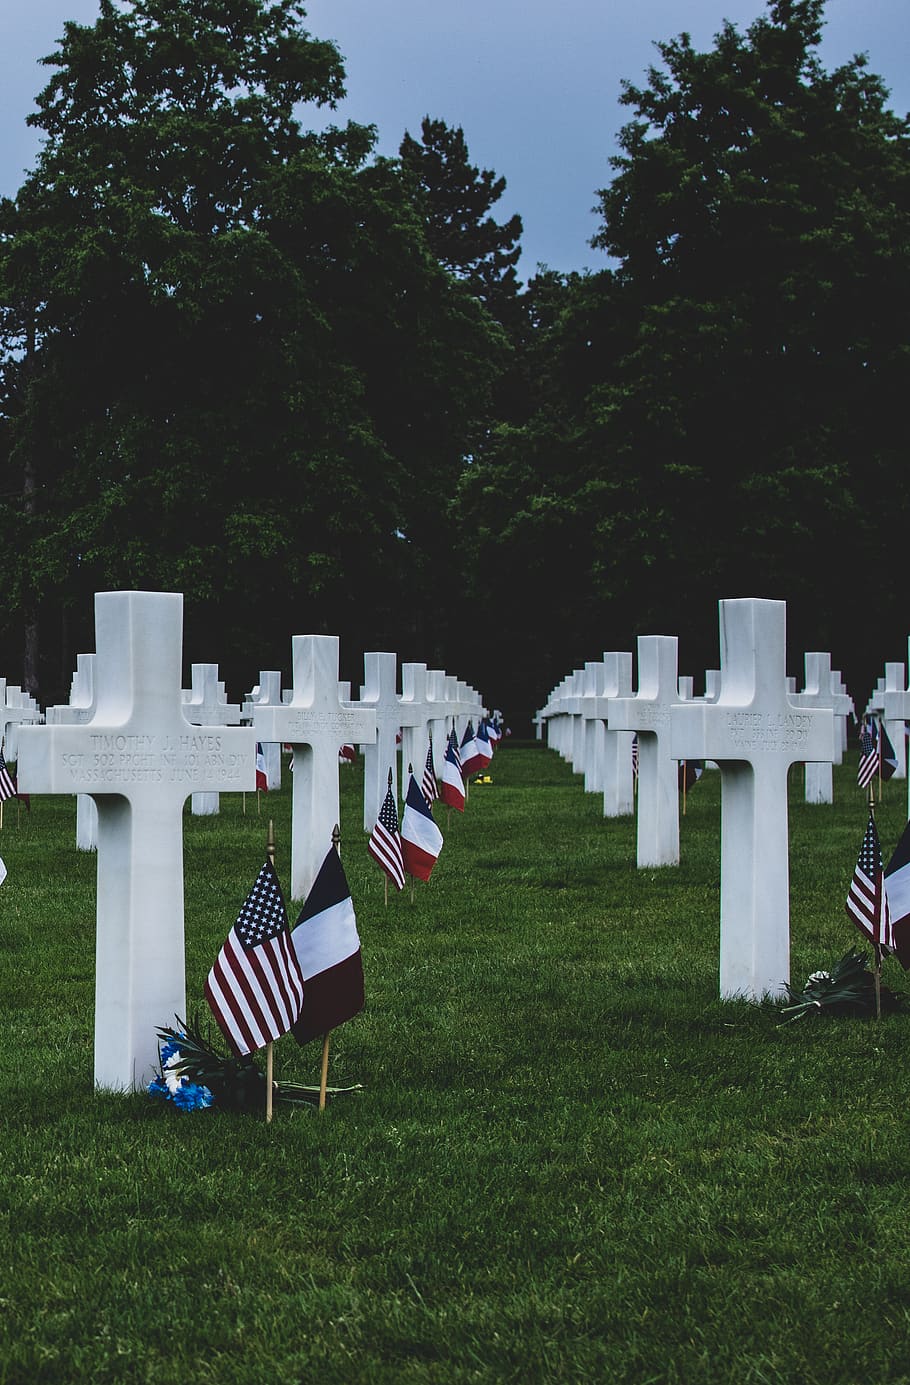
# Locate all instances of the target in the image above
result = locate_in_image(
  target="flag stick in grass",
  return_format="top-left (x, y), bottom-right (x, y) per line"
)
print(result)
top-left (288, 825), bottom-right (364, 1115)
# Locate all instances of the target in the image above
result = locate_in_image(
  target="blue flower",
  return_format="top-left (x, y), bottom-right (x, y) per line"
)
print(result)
top-left (171, 1082), bottom-right (214, 1112)
top-left (148, 1076), bottom-right (169, 1101)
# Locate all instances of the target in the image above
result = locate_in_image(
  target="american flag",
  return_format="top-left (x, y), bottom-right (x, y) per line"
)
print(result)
top-left (631, 734), bottom-right (639, 780)
top-left (857, 721), bottom-right (880, 789)
top-left (0, 744), bottom-right (17, 803)
top-left (449, 729), bottom-right (462, 773)
top-left (368, 774), bottom-right (405, 890)
top-left (204, 857), bottom-right (305, 1056)
top-left (421, 739), bottom-right (439, 805)
top-left (846, 810), bottom-right (893, 950)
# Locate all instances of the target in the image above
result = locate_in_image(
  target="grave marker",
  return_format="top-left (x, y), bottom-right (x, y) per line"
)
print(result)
top-left (671, 598), bottom-right (835, 999)
top-left (607, 636), bottom-right (682, 867)
top-left (250, 635), bottom-right (376, 898)
top-left (17, 591), bottom-right (256, 1089)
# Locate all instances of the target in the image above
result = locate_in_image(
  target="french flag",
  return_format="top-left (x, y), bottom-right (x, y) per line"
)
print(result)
top-left (255, 743), bottom-right (268, 792)
top-left (290, 845), bottom-right (364, 1044)
top-left (474, 720), bottom-right (494, 770)
top-left (401, 772), bottom-right (444, 881)
top-left (439, 738), bottom-right (466, 812)
top-left (460, 721), bottom-right (483, 777)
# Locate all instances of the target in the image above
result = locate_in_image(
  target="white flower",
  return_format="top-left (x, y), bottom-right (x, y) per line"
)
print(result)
top-left (163, 1050), bottom-right (185, 1094)
top-left (807, 971), bottom-right (832, 985)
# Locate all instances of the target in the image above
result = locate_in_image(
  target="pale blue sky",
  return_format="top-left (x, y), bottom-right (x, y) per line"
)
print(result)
top-left (1, 0), bottom-right (907, 278)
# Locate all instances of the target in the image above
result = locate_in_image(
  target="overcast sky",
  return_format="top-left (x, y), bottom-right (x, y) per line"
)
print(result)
top-left (1, 0), bottom-right (907, 279)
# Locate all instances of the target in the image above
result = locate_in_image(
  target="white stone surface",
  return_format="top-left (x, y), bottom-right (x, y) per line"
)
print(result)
top-left (251, 635), bottom-right (376, 899)
top-left (359, 651), bottom-right (424, 830)
top-left (17, 591), bottom-right (256, 1090)
top-left (671, 598), bottom-right (835, 1000)
top-left (1, 681), bottom-right (41, 761)
top-left (882, 663), bottom-right (907, 780)
top-left (46, 653), bottom-right (99, 850)
top-left (794, 652), bottom-right (846, 804)
top-left (400, 662), bottom-right (431, 790)
top-left (606, 636), bottom-right (681, 867)
top-left (183, 662), bottom-right (243, 814)
top-left (242, 671), bottom-right (283, 789)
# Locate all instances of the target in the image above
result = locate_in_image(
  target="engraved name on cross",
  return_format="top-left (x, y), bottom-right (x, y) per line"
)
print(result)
top-left (17, 591), bottom-right (256, 1089)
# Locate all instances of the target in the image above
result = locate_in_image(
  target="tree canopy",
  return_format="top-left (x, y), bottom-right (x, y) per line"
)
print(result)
top-left (0, 0), bottom-right (508, 696)
top-left (2, 0), bottom-right (908, 722)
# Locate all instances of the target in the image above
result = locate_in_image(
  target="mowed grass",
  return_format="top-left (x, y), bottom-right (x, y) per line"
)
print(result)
top-left (2, 746), bottom-right (910, 1384)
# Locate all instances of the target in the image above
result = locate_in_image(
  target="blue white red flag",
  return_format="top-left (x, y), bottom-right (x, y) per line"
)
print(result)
top-left (290, 845), bottom-right (364, 1043)
top-left (440, 738), bottom-right (466, 812)
top-left (401, 771), bottom-right (444, 881)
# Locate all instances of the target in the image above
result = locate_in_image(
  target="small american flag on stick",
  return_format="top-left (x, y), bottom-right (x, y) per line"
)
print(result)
top-left (846, 810), bottom-right (893, 950)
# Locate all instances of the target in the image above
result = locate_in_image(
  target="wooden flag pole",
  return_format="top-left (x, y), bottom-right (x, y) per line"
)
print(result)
top-left (869, 787), bottom-right (883, 1020)
top-left (265, 817), bottom-right (276, 1122)
top-left (242, 791), bottom-right (246, 816)
top-left (384, 876), bottom-right (389, 909)
top-left (319, 1032), bottom-right (331, 1113)
top-left (682, 763), bottom-right (688, 817)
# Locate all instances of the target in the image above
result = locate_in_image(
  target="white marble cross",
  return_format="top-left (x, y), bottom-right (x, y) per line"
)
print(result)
top-left (581, 661), bottom-right (606, 793)
top-left (1, 681), bottom-right (41, 760)
top-left (795, 652), bottom-right (851, 803)
top-left (880, 646), bottom-right (910, 810)
top-left (359, 651), bottom-right (424, 830)
top-left (582, 652), bottom-right (635, 817)
top-left (183, 662), bottom-right (243, 815)
top-left (882, 662), bottom-right (908, 781)
top-left (606, 636), bottom-right (682, 867)
top-left (250, 635), bottom-right (376, 898)
top-left (17, 591), bottom-right (256, 1090)
top-left (400, 662), bottom-right (431, 790)
top-left (46, 652), bottom-right (98, 850)
top-left (671, 598), bottom-right (835, 1000)
top-left (243, 671), bottom-right (283, 789)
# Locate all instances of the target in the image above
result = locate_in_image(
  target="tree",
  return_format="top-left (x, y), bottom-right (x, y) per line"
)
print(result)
top-left (399, 116), bottom-right (523, 319)
top-left (460, 0), bottom-right (910, 717)
top-left (0, 1), bottom-right (507, 696)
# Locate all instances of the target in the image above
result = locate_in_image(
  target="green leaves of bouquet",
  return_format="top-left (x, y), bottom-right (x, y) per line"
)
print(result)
top-left (152, 1015), bottom-right (362, 1112)
top-left (780, 950), bottom-right (906, 1023)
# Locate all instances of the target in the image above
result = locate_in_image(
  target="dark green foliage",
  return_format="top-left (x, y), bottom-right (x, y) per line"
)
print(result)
top-left (781, 948), bottom-right (907, 1021)
top-left (0, 1), bottom-right (507, 698)
top-left (459, 1), bottom-right (910, 723)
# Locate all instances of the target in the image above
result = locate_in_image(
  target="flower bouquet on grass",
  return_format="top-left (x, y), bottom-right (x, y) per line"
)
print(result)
top-left (780, 949), bottom-right (906, 1023)
top-left (148, 1015), bottom-right (362, 1112)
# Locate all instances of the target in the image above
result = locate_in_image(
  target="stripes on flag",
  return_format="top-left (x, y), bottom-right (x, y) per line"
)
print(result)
top-left (368, 775), bottom-right (406, 890)
top-left (440, 736), bottom-right (466, 812)
top-left (0, 744), bottom-right (17, 803)
top-left (857, 721), bottom-right (880, 789)
top-left (846, 810), bottom-right (893, 950)
top-left (421, 739), bottom-right (439, 805)
top-left (255, 743), bottom-right (268, 792)
top-left (291, 846), bottom-right (364, 1044)
top-left (401, 771), bottom-right (444, 881)
top-left (205, 857), bottom-right (305, 1056)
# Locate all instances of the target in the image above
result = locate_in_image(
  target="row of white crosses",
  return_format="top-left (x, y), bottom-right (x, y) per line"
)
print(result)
top-left (1, 678), bottom-right (42, 761)
top-left (16, 591), bottom-right (486, 1092)
top-left (538, 598), bottom-right (845, 1001)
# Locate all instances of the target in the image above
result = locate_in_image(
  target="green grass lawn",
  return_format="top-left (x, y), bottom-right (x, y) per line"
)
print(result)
top-left (1, 746), bottom-right (909, 1384)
